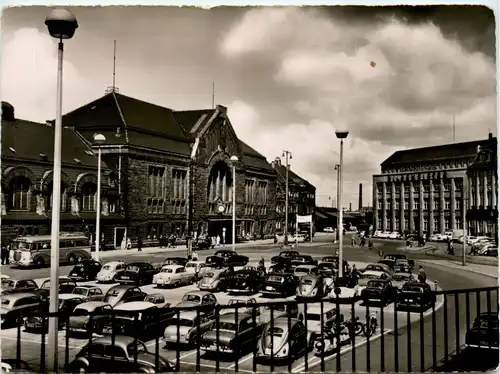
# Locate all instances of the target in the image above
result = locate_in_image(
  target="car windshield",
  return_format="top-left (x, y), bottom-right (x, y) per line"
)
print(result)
top-left (127, 342), bottom-right (147, 357)
top-left (403, 286), bottom-right (424, 293)
top-left (473, 317), bottom-right (499, 330)
top-left (145, 295), bottom-right (164, 304)
top-left (267, 276), bottom-right (283, 283)
top-left (306, 313), bottom-right (322, 321)
top-left (177, 318), bottom-right (195, 327)
top-left (392, 275), bottom-right (410, 281)
top-left (102, 265), bottom-right (112, 270)
top-left (361, 274), bottom-right (379, 280)
top-left (72, 307), bottom-right (90, 316)
top-left (368, 281), bottom-right (384, 289)
top-left (296, 268), bottom-right (310, 273)
top-left (161, 268), bottom-right (173, 273)
top-left (41, 281), bottom-right (51, 289)
top-left (229, 299), bottom-right (247, 305)
top-left (186, 263), bottom-right (196, 268)
top-left (104, 290), bottom-right (120, 301)
top-left (72, 288), bottom-right (88, 295)
top-left (182, 294), bottom-right (200, 303)
top-left (301, 279), bottom-right (314, 286)
top-left (1, 299), bottom-right (11, 307)
top-left (219, 322), bottom-right (237, 331)
top-left (204, 272), bottom-right (215, 278)
top-left (266, 327), bottom-right (284, 338)
top-left (126, 266), bottom-right (140, 272)
top-left (1, 279), bottom-right (15, 288)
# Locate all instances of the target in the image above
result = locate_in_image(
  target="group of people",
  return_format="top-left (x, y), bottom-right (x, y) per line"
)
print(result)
top-left (351, 234), bottom-right (372, 248)
top-left (158, 234), bottom-right (178, 248)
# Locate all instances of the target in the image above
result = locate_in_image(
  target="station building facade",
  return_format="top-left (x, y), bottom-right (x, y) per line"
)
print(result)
top-left (372, 134), bottom-right (497, 237)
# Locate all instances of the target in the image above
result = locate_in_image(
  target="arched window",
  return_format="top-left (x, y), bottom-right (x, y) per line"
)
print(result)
top-left (81, 182), bottom-right (97, 212)
top-left (9, 176), bottom-right (31, 211)
top-left (47, 182), bottom-right (68, 212)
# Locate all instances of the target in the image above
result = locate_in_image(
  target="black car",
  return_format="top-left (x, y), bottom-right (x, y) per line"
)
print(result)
top-left (35, 278), bottom-right (77, 300)
top-left (361, 279), bottom-right (397, 306)
top-left (114, 262), bottom-right (159, 286)
top-left (465, 312), bottom-right (499, 350)
top-left (192, 238), bottom-right (212, 250)
top-left (384, 254), bottom-right (407, 261)
top-left (205, 255), bottom-right (226, 268)
top-left (378, 259), bottom-right (395, 269)
top-left (271, 251), bottom-right (299, 264)
top-left (214, 250), bottom-right (249, 266)
top-left (226, 270), bottom-right (263, 294)
top-left (162, 257), bottom-right (189, 267)
top-left (24, 295), bottom-right (84, 333)
top-left (321, 256), bottom-right (349, 272)
top-left (261, 272), bottom-right (298, 297)
top-left (290, 255), bottom-right (317, 269)
top-left (68, 260), bottom-right (102, 281)
top-left (1, 279), bottom-right (38, 295)
top-left (395, 282), bottom-right (436, 311)
top-left (268, 261), bottom-right (294, 274)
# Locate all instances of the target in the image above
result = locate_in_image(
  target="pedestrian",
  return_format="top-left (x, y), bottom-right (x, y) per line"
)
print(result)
top-left (351, 236), bottom-right (355, 246)
top-left (1, 245), bottom-right (8, 265)
top-left (351, 264), bottom-right (358, 287)
top-left (368, 239), bottom-right (373, 248)
top-left (137, 237), bottom-right (143, 252)
top-left (378, 249), bottom-right (384, 258)
top-left (274, 234), bottom-right (278, 246)
top-left (216, 235), bottom-right (221, 246)
top-left (418, 265), bottom-right (427, 283)
top-left (192, 249), bottom-right (198, 261)
top-left (159, 234), bottom-right (164, 248)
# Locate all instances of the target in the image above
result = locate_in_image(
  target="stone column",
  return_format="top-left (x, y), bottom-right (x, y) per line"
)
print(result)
top-left (476, 175), bottom-right (481, 207)
top-left (382, 182), bottom-right (387, 230)
top-left (409, 180), bottom-right (414, 231)
top-left (391, 182), bottom-right (396, 231)
top-left (372, 182), bottom-right (378, 230)
top-left (419, 180), bottom-right (424, 235)
top-left (400, 181), bottom-right (405, 232)
top-left (0, 190), bottom-right (6, 215)
top-left (71, 196), bottom-right (79, 214)
top-left (439, 178), bottom-right (445, 233)
top-left (222, 173), bottom-right (227, 201)
top-left (450, 178), bottom-right (456, 229)
top-left (469, 176), bottom-right (474, 208)
top-left (484, 172), bottom-right (489, 207)
top-left (429, 180), bottom-right (434, 234)
top-left (492, 173), bottom-right (497, 208)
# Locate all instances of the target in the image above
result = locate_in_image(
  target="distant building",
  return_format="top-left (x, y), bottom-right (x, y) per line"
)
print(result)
top-left (372, 135), bottom-right (497, 237)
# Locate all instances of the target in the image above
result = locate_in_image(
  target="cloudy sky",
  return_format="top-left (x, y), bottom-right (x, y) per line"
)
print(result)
top-left (2, 6), bottom-right (496, 209)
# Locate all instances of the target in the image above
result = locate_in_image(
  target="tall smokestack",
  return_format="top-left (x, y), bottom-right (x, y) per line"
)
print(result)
top-left (349, 202), bottom-right (352, 211)
top-left (359, 183), bottom-right (363, 211)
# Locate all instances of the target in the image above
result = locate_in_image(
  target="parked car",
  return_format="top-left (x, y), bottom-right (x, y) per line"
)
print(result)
top-left (221, 297), bottom-right (258, 315)
top-left (394, 258), bottom-right (415, 268)
top-left (268, 261), bottom-right (294, 274)
top-left (99, 285), bottom-right (147, 308)
top-left (384, 254), bottom-right (407, 261)
top-left (153, 265), bottom-right (196, 288)
top-left (175, 290), bottom-right (218, 315)
top-left (96, 261), bottom-right (126, 283)
top-left (65, 336), bottom-right (173, 373)
top-left (391, 273), bottom-right (418, 291)
top-left (479, 244), bottom-right (498, 257)
top-left (214, 250), bottom-right (249, 266)
top-left (378, 259), bottom-right (395, 269)
top-left (465, 312), bottom-right (499, 350)
top-left (0, 293), bottom-right (46, 328)
top-left (328, 285), bottom-right (360, 301)
top-left (362, 263), bottom-right (392, 276)
top-left (294, 265), bottom-right (318, 278)
top-left (198, 269), bottom-right (231, 292)
top-left (395, 282), bottom-right (436, 311)
top-left (256, 317), bottom-right (310, 362)
top-left (1, 279), bottom-right (38, 295)
top-left (296, 274), bottom-right (328, 300)
top-left (201, 312), bottom-right (264, 355)
top-left (356, 270), bottom-right (388, 292)
top-left (320, 256), bottom-right (349, 272)
top-left (192, 238), bottom-right (212, 251)
top-left (24, 294), bottom-right (84, 333)
top-left (273, 250), bottom-right (300, 262)
top-left (115, 262), bottom-right (158, 286)
top-left (388, 232), bottom-right (403, 239)
top-left (290, 255), bottom-right (317, 269)
top-left (361, 279), bottom-right (397, 306)
top-left (71, 285), bottom-right (104, 301)
top-left (185, 261), bottom-right (210, 280)
top-left (1, 360), bottom-right (36, 373)
top-left (258, 300), bottom-right (301, 325)
top-left (226, 269), bottom-right (263, 294)
top-left (164, 311), bottom-right (215, 345)
top-left (162, 257), bottom-right (189, 267)
top-left (67, 301), bottom-right (113, 335)
top-left (261, 273), bottom-right (298, 298)
top-left (324, 227), bottom-right (334, 233)
top-left (205, 255), bottom-right (226, 268)
top-left (35, 277), bottom-right (77, 300)
top-left (68, 259), bottom-right (102, 281)
top-left (144, 293), bottom-right (170, 308)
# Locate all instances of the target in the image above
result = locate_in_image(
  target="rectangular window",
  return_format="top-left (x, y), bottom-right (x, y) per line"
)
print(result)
top-left (395, 200), bottom-right (400, 210)
top-left (172, 169), bottom-right (187, 200)
top-left (423, 218), bottom-right (429, 232)
top-left (444, 198), bottom-right (450, 210)
top-left (404, 185), bottom-right (410, 193)
top-left (413, 199), bottom-right (419, 210)
top-left (404, 199), bottom-right (409, 210)
top-left (444, 217), bottom-right (450, 230)
top-left (456, 218), bottom-right (462, 230)
top-left (422, 183), bottom-right (429, 192)
top-left (433, 199), bottom-right (439, 210)
top-left (454, 179), bottom-right (463, 191)
top-left (455, 197), bottom-right (462, 209)
top-left (386, 185), bottom-right (392, 195)
top-left (148, 166), bottom-right (166, 198)
top-left (377, 199), bottom-right (382, 210)
top-left (404, 218), bottom-right (409, 229)
top-left (395, 220), bottom-right (400, 231)
top-left (444, 181), bottom-right (451, 191)
top-left (386, 199), bottom-right (392, 209)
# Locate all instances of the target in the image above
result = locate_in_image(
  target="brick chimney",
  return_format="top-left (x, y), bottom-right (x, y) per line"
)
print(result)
top-left (271, 157), bottom-right (281, 169)
top-left (359, 183), bottom-right (363, 210)
top-left (1, 101), bottom-right (15, 121)
top-left (216, 105), bottom-right (227, 115)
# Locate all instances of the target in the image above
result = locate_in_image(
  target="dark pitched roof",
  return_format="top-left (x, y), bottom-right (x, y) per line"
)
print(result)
top-left (239, 141), bottom-right (274, 172)
top-left (2, 118), bottom-right (99, 168)
top-left (173, 109), bottom-right (215, 136)
top-left (382, 138), bottom-right (495, 167)
top-left (274, 164), bottom-right (315, 189)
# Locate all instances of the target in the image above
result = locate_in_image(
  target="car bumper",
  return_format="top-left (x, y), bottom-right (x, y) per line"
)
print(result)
top-left (69, 275), bottom-right (86, 281)
top-left (116, 279), bottom-right (137, 284)
top-left (227, 288), bottom-right (252, 294)
top-left (155, 279), bottom-right (175, 286)
top-left (164, 335), bottom-right (190, 344)
top-left (199, 284), bottom-right (218, 291)
top-left (201, 344), bottom-right (234, 353)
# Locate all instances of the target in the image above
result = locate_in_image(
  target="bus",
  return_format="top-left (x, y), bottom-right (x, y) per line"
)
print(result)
top-left (9, 232), bottom-right (92, 268)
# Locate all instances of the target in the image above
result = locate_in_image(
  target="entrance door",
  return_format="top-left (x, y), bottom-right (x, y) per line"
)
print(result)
top-left (114, 227), bottom-right (127, 249)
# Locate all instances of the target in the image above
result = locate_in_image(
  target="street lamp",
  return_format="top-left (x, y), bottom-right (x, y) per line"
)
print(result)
top-left (45, 8), bottom-right (78, 372)
top-left (93, 133), bottom-right (106, 262)
top-left (334, 164), bottom-right (340, 242)
top-left (283, 151), bottom-right (292, 245)
top-left (230, 155), bottom-right (239, 251)
top-left (335, 130), bottom-right (349, 278)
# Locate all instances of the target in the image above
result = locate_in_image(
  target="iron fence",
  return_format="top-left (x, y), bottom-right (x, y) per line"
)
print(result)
top-left (3, 286), bottom-right (498, 373)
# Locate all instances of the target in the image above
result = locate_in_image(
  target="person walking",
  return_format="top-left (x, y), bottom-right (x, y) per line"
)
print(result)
top-left (192, 249), bottom-right (199, 261)
top-left (351, 264), bottom-right (359, 287)
top-left (1, 244), bottom-right (9, 265)
top-left (351, 236), bottom-right (356, 247)
top-left (418, 265), bottom-right (427, 283)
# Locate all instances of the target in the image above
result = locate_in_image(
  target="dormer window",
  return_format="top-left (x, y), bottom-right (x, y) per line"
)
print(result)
top-left (74, 158), bottom-right (81, 164)
top-left (8, 147), bottom-right (16, 153)
top-left (39, 153), bottom-right (48, 161)
top-left (84, 150), bottom-right (94, 156)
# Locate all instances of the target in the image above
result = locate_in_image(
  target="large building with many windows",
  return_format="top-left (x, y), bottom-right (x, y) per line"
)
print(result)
top-left (372, 135), bottom-right (497, 236)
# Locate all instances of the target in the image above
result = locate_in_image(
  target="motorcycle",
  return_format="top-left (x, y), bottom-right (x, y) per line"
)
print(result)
top-left (312, 331), bottom-right (351, 357)
top-left (362, 313), bottom-right (378, 337)
top-left (343, 316), bottom-right (364, 337)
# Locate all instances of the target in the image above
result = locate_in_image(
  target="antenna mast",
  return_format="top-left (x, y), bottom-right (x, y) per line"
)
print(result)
top-left (105, 40), bottom-right (119, 94)
top-left (212, 82), bottom-right (215, 109)
top-left (452, 114), bottom-right (456, 143)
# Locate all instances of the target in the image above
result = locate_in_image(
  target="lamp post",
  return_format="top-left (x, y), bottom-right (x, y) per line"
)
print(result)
top-left (335, 131), bottom-right (349, 278)
top-left (334, 164), bottom-right (340, 242)
top-left (283, 150), bottom-right (292, 245)
top-left (45, 8), bottom-right (78, 372)
top-left (462, 176), bottom-right (468, 266)
top-left (93, 133), bottom-right (106, 262)
top-left (230, 156), bottom-right (239, 251)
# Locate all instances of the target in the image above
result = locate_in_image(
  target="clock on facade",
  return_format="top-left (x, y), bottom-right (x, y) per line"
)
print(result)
top-left (217, 203), bottom-right (225, 213)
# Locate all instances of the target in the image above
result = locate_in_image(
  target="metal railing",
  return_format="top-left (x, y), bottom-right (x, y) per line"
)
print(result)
top-left (4, 286), bottom-right (499, 373)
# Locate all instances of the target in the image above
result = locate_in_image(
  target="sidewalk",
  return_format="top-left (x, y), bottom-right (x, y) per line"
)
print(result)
top-left (419, 259), bottom-right (499, 279)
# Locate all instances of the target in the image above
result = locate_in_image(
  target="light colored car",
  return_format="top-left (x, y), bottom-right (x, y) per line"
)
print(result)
top-left (0, 293), bottom-right (45, 327)
top-left (258, 299), bottom-right (301, 325)
top-left (356, 270), bottom-right (387, 293)
top-left (304, 304), bottom-right (338, 333)
top-left (221, 296), bottom-right (257, 315)
top-left (185, 261), bottom-right (209, 279)
top-left (144, 293), bottom-right (170, 308)
top-left (163, 311), bottom-right (214, 345)
top-left (324, 227), bottom-right (334, 233)
top-left (373, 231), bottom-right (382, 238)
top-left (71, 285), bottom-right (104, 300)
top-left (380, 231), bottom-right (392, 239)
top-left (388, 232), bottom-right (402, 239)
top-left (175, 290), bottom-right (218, 311)
top-left (363, 263), bottom-right (392, 276)
top-left (478, 244), bottom-right (498, 256)
top-left (96, 261), bottom-right (126, 283)
top-left (198, 269), bottom-right (229, 292)
top-left (153, 265), bottom-right (195, 288)
top-left (429, 234), bottom-right (445, 242)
top-left (296, 275), bottom-right (328, 299)
top-left (294, 265), bottom-right (318, 277)
top-left (67, 301), bottom-right (112, 334)
top-left (391, 273), bottom-right (417, 291)
top-left (328, 286), bottom-right (359, 299)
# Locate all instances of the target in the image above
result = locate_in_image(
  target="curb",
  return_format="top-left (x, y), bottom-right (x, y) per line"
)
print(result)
top-left (419, 260), bottom-right (498, 279)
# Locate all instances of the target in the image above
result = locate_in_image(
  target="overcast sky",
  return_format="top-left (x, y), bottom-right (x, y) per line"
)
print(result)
top-left (2, 6), bottom-right (496, 209)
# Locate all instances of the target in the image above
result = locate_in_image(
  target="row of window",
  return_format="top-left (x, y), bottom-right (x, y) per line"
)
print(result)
top-left (147, 166), bottom-right (188, 200)
top-left (146, 222), bottom-right (185, 239)
top-left (379, 218), bottom-right (463, 232)
top-left (380, 180), bottom-right (463, 195)
top-left (383, 159), bottom-right (469, 174)
top-left (244, 180), bottom-right (268, 204)
top-left (378, 197), bottom-right (463, 210)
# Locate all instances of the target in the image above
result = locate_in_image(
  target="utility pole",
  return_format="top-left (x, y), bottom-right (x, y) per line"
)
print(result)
top-left (462, 176), bottom-right (468, 266)
top-left (283, 150), bottom-right (292, 246)
top-left (335, 164), bottom-right (340, 242)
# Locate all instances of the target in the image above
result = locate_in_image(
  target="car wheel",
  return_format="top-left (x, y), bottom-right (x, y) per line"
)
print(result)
top-left (35, 257), bottom-right (45, 267)
top-left (69, 362), bottom-right (88, 373)
top-left (137, 367), bottom-right (152, 373)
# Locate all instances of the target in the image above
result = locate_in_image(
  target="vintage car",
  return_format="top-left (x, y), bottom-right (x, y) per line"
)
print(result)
top-left (67, 301), bottom-right (113, 335)
top-left (465, 312), bottom-right (499, 350)
top-left (214, 250), bottom-right (249, 267)
top-left (71, 285), bottom-right (104, 300)
top-left (362, 263), bottom-right (392, 276)
top-left (356, 270), bottom-right (388, 292)
top-left (24, 293), bottom-right (84, 333)
top-left (162, 257), bottom-right (189, 267)
top-left (0, 293), bottom-right (46, 328)
top-left (144, 293), bottom-right (170, 308)
top-left (226, 269), bottom-right (263, 294)
top-left (164, 311), bottom-right (215, 345)
top-left (317, 262), bottom-right (336, 287)
top-left (294, 264), bottom-right (318, 278)
top-left (153, 265), bottom-right (196, 288)
top-left (100, 285), bottom-right (147, 308)
top-left (360, 279), bottom-right (397, 306)
top-left (261, 273), bottom-right (298, 298)
top-left (185, 261), bottom-right (210, 280)
top-left (65, 336), bottom-right (173, 373)
top-left (221, 297), bottom-right (258, 315)
top-left (242, 265), bottom-right (266, 278)
top-left (175, 290), bottom-right (218, 314)
top-left (328, 285), bottom-right (360, 301)
top-left (0, 359), bottom-right (36, 373)
top-left (205, 255), bottom-right (226, 268)
top-left (296, 275), bottom-right (328, 300)
top-left (68, 259), bottom-right (102, 281)
top-left (256, 317), bottom-right (310, 362)
top-left (1, 279), bottom-right (38, 295)
top-left (198, 269), bottom-right (231, 291)
top-left (391, 273), bottom-right (418, 291)
top-left (100, 301), bottom-right (175, 340)
top-left (384, 254), bottom-right (409, 262)
top-left (388, 232), bottom-right (403, 240)
top-left (394, 258), bottom-right (415, 268)
top-left (35, 277), bottom-right (77, 300)
top-left (320, 256), bottom-right (349, 273)
top-left (96, 261), bottom-right (126, 283)
top-left (395, 282), bottom-right (436, 311)
top-left (115, 262), bottom-right (159, 286)
top-left (201, 312), bottom-right (264, 355)
top-left (259, 300), bottom-right (301, 325)
top-left (271, 251), bottom-right (300, 264)
top-left (394, 263), bottom-right (412, 274)
top-left (268, 262), bottom-right (294, 274)
top-left (305, 304), bottom-right (340, 333)
top-left (192, 238), bottom-right (212, 251)
top-left (378, 259), bottom-right (395, 269)
top-left (290, 255), bottom-right (318, 269)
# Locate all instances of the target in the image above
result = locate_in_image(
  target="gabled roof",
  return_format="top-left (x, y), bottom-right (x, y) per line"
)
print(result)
top-left (274, 164), bottom-right (315, 189)
top-left (173, 109), bottom-right (215, 136)
top-left (382, 138), bottom-right (494, 167)
top-left (2, 118), bottom-right (99, 168)
top-left (240, 141), bottom-right (274, 172)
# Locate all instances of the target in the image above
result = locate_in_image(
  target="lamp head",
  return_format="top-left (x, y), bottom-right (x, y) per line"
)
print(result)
top-left (45, 8), bottom-right (78, 40)
top-left (93, 133), bottom-right (106, 145)
top-left (230, 155), bottom-right (239, 162)
top-left (335, 130), bottom-right (349, 139)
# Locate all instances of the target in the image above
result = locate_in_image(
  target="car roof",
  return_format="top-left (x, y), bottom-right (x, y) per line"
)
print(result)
top-left (269, 317), bottom-right (300, 329)
top-left (186, 261), bottom-right (204, 265)
top-left (75, 301), bottom-right (109, 310)
top-left (361, 270), bottom-right (385, 276)
top-left (218, 312), bottom-right (252, 323)
top-left (295, 264), bottom-right (316, 269)
top-left (300, 274), bottom-right (318, 281)
top-left (184, 290), bottom-right (211, 296)
top-left (126, 262), bottom-right (150, 266)
top-left (177, 310), bottom-right (201, 319)
top-left (59, 293), bottom-right (84, 300)
top-left (115, 301), bottom-right (156, 311)
top-left (161, 264), bottom-right (184, 270)
top-left (109, 284), bottom-right (138, 291)
top-left (403, 281), bottom-right (429, 287)
top-left (103, 261), bottom-right (125, 266)
top-left (75, 285), bottom-right (98, 289)
top-left (393, 272), bottom-right (412, 276)
top-left (1, 292), bottom-right (39, 301)
top-left (92, 335), bottom-right (135, 346)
